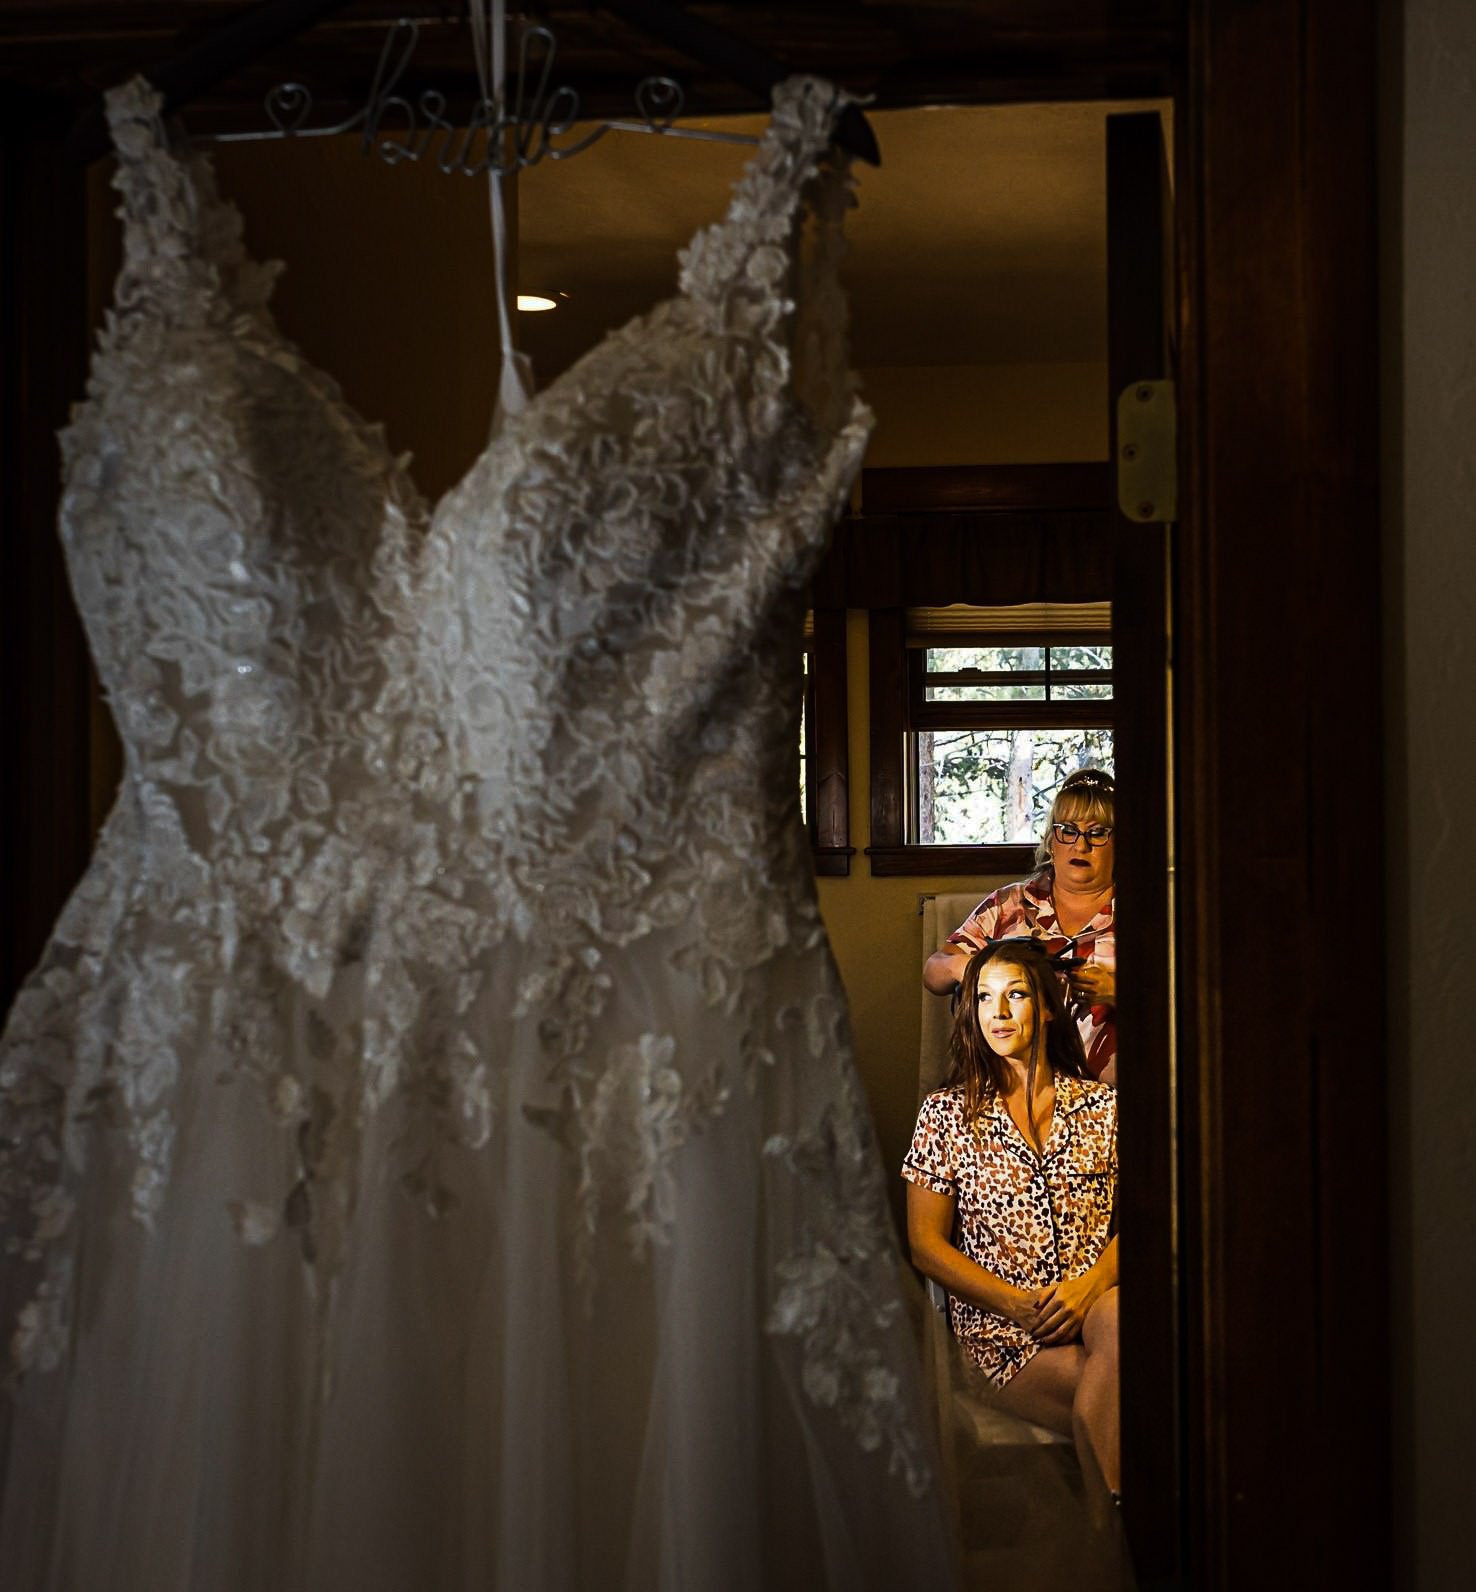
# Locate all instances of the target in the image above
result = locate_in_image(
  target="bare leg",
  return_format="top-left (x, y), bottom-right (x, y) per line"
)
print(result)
top-left (992, 1344), bottom-right (1084, 1438)
top-left (992, 1291), bottom-right (1120, 1496)
top-left (1074, 1287), bottom-right (1121, 1492)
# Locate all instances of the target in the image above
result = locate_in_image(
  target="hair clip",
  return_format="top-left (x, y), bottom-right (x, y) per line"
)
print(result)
top-left (981, 934), bottom-right (1085, 972)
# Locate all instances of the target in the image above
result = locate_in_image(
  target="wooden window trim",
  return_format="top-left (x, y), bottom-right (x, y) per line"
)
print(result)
top-left (861, 461), bottom-right (1111, 515)
top-left (867, 599), bottom-right (1062, 873)
top-left (865, 494), bottom-right (1117, 873)
top-left (865, 843), bottom-right (1036, 878)
top-left (909, 704), bottom-right (1114, 736)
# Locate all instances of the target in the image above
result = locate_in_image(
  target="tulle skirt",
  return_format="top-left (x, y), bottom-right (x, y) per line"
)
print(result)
top-left (0, 921), bottom-right (963, 1591)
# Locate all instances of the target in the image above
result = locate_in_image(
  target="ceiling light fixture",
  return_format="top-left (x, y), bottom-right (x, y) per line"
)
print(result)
top-left (517, 294), bottom-right (557, 312)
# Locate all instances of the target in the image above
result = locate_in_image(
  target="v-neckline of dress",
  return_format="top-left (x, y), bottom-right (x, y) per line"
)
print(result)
top-left (103, 73), bottom-right (849, 532)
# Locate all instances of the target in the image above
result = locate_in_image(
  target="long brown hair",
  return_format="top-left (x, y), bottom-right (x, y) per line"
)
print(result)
top-left (944, 941), bottom-right (1089, 1128)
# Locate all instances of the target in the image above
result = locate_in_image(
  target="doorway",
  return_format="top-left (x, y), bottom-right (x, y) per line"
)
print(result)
top-left (0, 5), bottom-right (1388, 1586)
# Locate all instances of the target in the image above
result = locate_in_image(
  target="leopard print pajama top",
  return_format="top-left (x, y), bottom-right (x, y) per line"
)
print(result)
top-left (902, 1075), bottom-right (1117, 1386)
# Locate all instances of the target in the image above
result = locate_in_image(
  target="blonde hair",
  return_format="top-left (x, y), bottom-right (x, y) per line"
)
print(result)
top-left (1032, 767), bottom-right (1116, 868)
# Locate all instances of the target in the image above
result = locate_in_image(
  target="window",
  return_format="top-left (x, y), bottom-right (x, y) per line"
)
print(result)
top-left (840, 461), bottom-right (1117, 876)
top-left (909, 609), bottom-right (1114, 845)
top-left (867, 603), bottom-right (1114, 875)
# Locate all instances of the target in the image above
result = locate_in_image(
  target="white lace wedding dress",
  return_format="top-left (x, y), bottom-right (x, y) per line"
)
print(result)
top-left (0, 76), bottom-right (958, 1590)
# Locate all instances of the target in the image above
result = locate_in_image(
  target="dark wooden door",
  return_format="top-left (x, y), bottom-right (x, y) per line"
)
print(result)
top-left (1175, 5), bottom-right (1386, 1586)
top-left (1105, 108), bottom-right (1182, 1585)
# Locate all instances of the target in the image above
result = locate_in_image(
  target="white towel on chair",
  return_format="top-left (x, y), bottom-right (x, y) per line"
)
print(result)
top-left (918, 890), bottom-right (990, 1101)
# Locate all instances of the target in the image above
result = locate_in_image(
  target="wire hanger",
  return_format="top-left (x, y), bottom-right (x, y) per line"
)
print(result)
top-left (214, 14), bottom-right (766, 171)
top-left (67, 0), bottom-right (881, 169)
top-left (470, 0), bottom-right (534, 429)
top-left (599, 0), bottom-right (880, 165)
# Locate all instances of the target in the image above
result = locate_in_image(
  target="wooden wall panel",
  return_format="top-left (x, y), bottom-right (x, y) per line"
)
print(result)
top-left (1177, 2), bottom-right (1387, 1584)
top-left (0, 114), bottom-right (93, 1005)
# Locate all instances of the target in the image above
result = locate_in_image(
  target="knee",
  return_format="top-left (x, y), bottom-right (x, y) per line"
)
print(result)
top-left (1083, 1286), bottom-right (1119, 1361)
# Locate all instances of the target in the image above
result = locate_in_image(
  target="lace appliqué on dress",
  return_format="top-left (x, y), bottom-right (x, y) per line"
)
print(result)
top-left (0, 75), bottom-right (939, 1516)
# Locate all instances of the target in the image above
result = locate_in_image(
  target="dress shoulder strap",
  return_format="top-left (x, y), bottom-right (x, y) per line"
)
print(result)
top-left (678, 76), bottom-right (863, 442)
top-left (103, 77), bottom-right (275, 324)
top-left (678, 76), bottom-right (849, 304)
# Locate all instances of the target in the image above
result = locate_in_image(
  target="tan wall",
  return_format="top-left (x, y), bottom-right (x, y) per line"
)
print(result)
top-left (859, 361), bottom-right (1108, 467)
top-left (814, 614), bottom-right (1012, 1226)
top-left (1385, 3), bottom-right (1476, 1585)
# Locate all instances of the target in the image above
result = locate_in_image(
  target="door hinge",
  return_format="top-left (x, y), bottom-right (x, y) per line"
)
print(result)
top-left (1116, 378), bottom-right (1177, 523)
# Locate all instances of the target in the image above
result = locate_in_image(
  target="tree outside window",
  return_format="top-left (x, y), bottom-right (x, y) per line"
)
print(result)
top-left (908, 638), bottom-right (1114, 845)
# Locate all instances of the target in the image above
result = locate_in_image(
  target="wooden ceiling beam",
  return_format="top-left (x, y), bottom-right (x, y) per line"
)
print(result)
top-left (0, 1), bottom-right (1182, 137)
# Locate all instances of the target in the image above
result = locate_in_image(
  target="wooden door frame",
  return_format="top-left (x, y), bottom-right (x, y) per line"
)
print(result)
top-left (1106, 107), bottom-right (1180, 1585)
top-left (1174, 2), bottom-right (1386, 1587)
top-left (0, 3), bottom-right (1388, 1586)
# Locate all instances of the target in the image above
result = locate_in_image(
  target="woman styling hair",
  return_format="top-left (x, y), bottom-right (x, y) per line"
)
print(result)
top-left (903, 941), bottom-right (1121, 1494)
top-left (923, 767), bottom-right (1118, 1083)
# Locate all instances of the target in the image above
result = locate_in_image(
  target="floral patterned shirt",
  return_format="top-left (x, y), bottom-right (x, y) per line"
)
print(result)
top-left (902, 1077), bottom-right (1117, 1386)
top-left (947, 868), bottom-right (1117, 1079)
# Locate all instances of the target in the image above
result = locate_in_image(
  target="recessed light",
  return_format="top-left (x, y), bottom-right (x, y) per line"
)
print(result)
top-left (517, 294), bottom-right (557, 312)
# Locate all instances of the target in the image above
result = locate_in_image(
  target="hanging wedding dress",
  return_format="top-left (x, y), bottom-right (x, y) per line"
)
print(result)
top-left (0, 73), bottom-right (961, 1591)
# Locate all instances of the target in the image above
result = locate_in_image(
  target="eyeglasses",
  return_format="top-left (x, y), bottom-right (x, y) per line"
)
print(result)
top-left (1050, 822), bottom-right (1114, 848)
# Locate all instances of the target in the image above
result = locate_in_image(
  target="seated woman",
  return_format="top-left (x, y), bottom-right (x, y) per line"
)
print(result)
top-left (923, 767), bottom-right (1117, 1083)
top-left (903, 940), bottom-right (1120, 1495)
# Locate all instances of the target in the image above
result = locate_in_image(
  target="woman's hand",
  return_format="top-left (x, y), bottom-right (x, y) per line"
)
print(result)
top-left (1029, 1273), bottom-right (1104, 1345)
top-left (906, 1184), bottom-right (1060, 1332)
top-left (1001, 1287), bottom-right (1050, 1332)
top-left (1068, 962), bottom-right (1116, 1007)
top-left (923, 945), bottom-right (972, 995)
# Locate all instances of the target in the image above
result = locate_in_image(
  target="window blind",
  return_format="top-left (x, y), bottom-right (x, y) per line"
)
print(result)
top-left (904, 601), bottom-right (1111, 642)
